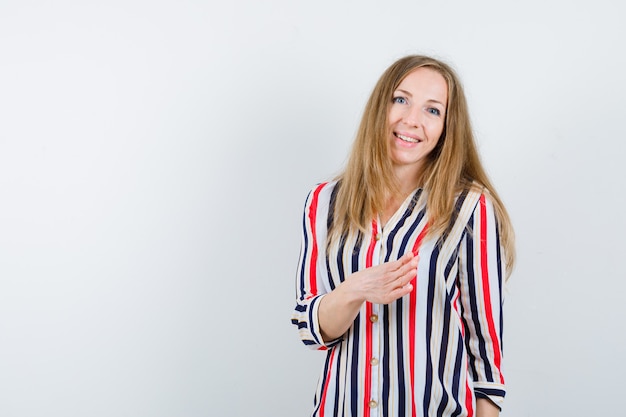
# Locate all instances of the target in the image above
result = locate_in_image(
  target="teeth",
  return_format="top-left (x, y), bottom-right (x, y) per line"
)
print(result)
top-left (397, 134), bottom-right (420, 143)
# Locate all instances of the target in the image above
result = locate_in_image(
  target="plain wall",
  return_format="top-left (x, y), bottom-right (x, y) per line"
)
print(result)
top-left (1, 1), bottom-right (624, 416)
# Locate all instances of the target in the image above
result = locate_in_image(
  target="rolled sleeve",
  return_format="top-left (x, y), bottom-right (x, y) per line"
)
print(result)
top-left (291, 294), bottom-right (342, 350)
top-left (290, 182), bottom-right (341, 350)
top-left (458, 193), bottom-right (507, 409)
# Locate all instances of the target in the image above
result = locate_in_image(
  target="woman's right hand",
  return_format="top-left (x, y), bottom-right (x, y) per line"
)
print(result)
top-left (346, 251), bottom-right (419, 304)
top-left (318, 251), bottom-right (418, 342)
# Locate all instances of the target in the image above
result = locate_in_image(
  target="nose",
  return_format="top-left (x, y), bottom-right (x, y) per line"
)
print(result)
top-left (402, 105), bottom-right (422, 128)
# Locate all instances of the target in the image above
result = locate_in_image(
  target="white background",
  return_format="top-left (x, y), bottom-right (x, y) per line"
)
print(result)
top-left (1, 1), bottom-right (625, 416)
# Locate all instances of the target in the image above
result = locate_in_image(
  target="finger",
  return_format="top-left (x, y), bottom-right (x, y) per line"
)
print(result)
top-left (387, 266), bottom-right (414, 288)
top-left (387, 252), bottom-right (415, 272)
top-left (398, 256), bottom-right (418, 277)
top-left (398, 263), bottom-right (418, 286)
top-left (397, 273), bottom-right (415, 289)
top-left (400, 251), bottom-right (415, 264)
top-left (388, 282), bottom-right (413, 300)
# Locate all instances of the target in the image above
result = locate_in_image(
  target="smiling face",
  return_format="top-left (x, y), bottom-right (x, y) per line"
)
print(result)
top-left (387, 67), bottom-right (448, 181)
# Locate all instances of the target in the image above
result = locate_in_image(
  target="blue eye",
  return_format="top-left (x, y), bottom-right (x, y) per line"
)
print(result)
top-left (392, 96), bottom-right (407, 104)
top-left (428, 108), bottom-right (441, 116)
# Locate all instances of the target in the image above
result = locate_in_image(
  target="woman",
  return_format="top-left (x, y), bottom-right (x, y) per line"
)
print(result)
top-left (291, 55), bottom-right (515, 417)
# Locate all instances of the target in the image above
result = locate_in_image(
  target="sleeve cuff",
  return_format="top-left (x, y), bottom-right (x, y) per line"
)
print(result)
top-left (474, 382), bottom-right (506, 411)
top-left (308, 294), bottom-right (343, 350)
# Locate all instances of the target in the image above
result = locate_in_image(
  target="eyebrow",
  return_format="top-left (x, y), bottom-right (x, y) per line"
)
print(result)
top-left (395, 89), bottom-right (446, 107)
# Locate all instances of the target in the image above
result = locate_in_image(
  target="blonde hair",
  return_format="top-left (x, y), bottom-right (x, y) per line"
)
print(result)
top-left (330, 55), bottom-right (516, 277)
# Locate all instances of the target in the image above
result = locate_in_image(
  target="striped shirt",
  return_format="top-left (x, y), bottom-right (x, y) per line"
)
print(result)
top-left (291, 181), bottom-right (506, 417)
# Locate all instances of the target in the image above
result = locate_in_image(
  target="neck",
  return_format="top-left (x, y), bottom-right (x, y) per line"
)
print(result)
top-left (393, 165), bottom-right (423, 196)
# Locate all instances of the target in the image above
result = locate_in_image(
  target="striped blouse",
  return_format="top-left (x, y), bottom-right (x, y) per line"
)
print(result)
top-left (291, 181), bottom-right (506, 417)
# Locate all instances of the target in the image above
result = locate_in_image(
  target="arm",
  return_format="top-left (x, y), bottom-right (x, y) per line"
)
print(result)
top-left (476, 398), bottom-right (500, 417)
top-left (318, 251), bottom-right (418, 341)
top-left (291, 183), bottom-right (418, 348)
top-left (458, 194), bottom-right (507, 412)
top-left (291, 183), bottom-right (334, 350)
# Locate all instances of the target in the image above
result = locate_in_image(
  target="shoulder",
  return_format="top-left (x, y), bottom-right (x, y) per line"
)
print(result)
top-left (304, 180), bottom-right (339, 205)
top-left (301, 181), bottom-right (339, 236)
top-left (453, 182), bottom-right (485, 212)
top-left (456, 181), bottom-right (502, 208)
top-left (457, 183), bottom-right (501, 232)
top-left (301, 181), bottom-right (340, 220)
top-left (310, 180), bottom-right (339, 193)
top-left (449, 182), bottom-right (501, 234)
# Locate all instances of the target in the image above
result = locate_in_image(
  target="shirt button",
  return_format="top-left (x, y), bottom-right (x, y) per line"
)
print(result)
top-left (370, 357), bottom-right (379, 366)
top-left (369, 400), bottom-right (378, 408)
top-left (375, 233), bottom-right (381, 241)
top-left (369, 314), bottom-right (378, 323)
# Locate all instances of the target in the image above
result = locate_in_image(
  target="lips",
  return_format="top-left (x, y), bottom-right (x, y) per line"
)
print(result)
top-left (394, 132), bottom-right (422, 143)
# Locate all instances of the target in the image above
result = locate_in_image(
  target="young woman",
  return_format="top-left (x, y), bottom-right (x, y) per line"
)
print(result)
top-left (292, 55), bottom-right (515, 417)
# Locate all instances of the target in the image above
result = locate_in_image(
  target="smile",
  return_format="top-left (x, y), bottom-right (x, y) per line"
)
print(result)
top-left (395, 133), bottom-right (422, 143)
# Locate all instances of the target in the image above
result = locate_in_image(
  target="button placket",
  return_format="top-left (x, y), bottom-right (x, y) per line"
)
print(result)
top-left (369, 302), bottom-right (381, 416)
top-left (368, 221), bottom-right (382, 416)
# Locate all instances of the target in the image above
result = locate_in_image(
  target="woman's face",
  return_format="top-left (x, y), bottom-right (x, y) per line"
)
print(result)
top-left (387, 67), bottom-right (448, 178)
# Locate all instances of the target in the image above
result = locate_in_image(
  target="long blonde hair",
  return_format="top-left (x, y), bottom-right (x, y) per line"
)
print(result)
top-left (330, 55), bottom-right (516, 277)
